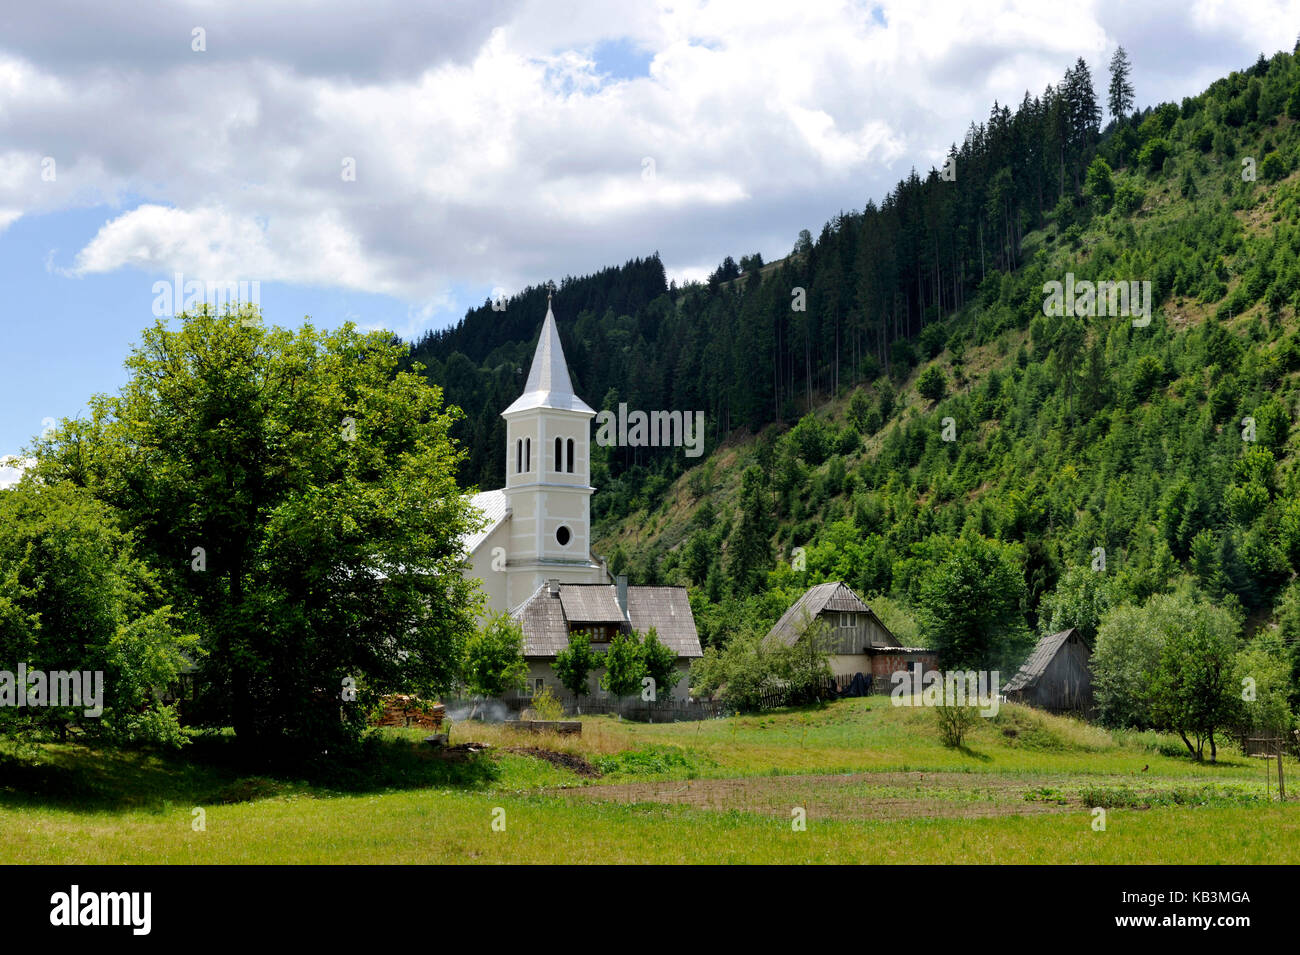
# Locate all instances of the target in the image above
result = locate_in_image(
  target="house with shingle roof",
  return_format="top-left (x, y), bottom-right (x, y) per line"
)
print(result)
top-left (512, 579), bottom-right (702, 701)
top-left (457, 296), bottom-right (701, 701)
top-left (1004, 628), bottom-right (1093, 714)
top-left (766, 581), bottom-right (936, 688)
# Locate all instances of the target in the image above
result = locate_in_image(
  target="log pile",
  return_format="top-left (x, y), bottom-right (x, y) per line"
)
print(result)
top-left (373, 695), bottom-right (445, 730)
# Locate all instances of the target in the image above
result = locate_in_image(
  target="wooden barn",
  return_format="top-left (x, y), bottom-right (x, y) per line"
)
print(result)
top-left (1003, 628), bottom-right (1093, 714)
top-left (765, 581), bottom-right (936, 688)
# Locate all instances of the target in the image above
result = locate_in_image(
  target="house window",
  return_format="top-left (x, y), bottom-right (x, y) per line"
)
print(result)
top-left (566, 438), bottom-right (575, 473)
top-left (516, 439), bottom-right (522, 474)
top-left (554, 436), bottom-right (563, 473)
top-left (524, 437), bottom-right (531, 473)
top-left (556, 525), bottom-right (572, 546)
top-left (840, 612), bottom-right (855, 628)
top-left (535, 678), bottom-right (545, 694)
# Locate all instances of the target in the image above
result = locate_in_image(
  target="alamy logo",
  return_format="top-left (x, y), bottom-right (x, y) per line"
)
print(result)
top-left (0, 664), bottom-right (103, 717)
top-left (152, 272), bottom-right (261, 318)
top-left (1042, 272), bottom-right (1151, 327)
top-left (890, 668), bottom-right (1001, 716)
top-left (594, 403), bottom-right (706, 458)
top-left (50, 885), bottom-right (151, 935)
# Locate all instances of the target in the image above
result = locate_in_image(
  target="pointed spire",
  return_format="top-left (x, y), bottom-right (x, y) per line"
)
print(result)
top-left (502, 298), bottom-right (595, 416)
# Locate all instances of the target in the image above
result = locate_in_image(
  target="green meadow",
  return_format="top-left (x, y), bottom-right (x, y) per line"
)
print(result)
top-left (4, 697), bottom-right (1297, 864)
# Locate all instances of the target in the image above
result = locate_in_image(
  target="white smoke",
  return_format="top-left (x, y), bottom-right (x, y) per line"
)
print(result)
top-left (443, 698), bottom-right (513, 723)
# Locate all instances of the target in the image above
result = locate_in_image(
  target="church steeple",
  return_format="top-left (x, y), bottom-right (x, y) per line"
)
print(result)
top-left (502, 295), bottom-right (594, 416)
top-left (498, 297), bottom-right (601, 606)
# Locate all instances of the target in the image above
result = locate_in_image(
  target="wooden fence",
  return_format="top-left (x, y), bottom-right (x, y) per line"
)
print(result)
top-left (748, 675), bottom-right (844, 710)
top-left (1237, 728), bottom-right (1300, 759)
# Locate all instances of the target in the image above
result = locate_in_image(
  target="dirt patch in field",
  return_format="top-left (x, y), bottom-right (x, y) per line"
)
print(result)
top-left (555, 771), bottom-right (1079, 820)
top-left (508, 747), bottom-right (602, 778)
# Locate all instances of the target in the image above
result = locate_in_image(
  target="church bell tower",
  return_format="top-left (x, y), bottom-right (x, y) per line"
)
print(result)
top-left (500, 294), bottom-right (603, 606)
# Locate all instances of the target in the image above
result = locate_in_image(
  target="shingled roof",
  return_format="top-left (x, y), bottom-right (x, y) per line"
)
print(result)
top-left (559, 585), bottom-right (625, 624)
top-left (1004, 628), bottom-right (1083, 693)
top-left (511, 582), bottom-right (702, 658)
top-left (766, 581), bottom-right (898, 648)
top-left (626, 587), bottom-right (703, 658)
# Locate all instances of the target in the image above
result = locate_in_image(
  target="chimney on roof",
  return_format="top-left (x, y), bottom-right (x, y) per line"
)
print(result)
top-left (547, 578), bottom-right (561, 598)
top-left (616, 575), bottom-right (628, 616)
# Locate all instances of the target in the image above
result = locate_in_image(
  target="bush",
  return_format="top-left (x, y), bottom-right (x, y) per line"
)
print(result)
top-left (934, 705), bottom-right (980, 747)
top-left (1084, 157), bottom-right (1114, 206)
top-left (1114, 182), bottom-right (1144, 214)
top-left (528, 685), bottom-right (564, 721)
top-left (917, 365), bottom-right (947, 402)
top-left (1139, 137), bottom-right (1170, 172)
top-left (1261, 151), bottom-right (1287, 183)
top-left (1130, 354), bottom-right (1164, 400)
top-left (788, 414), bottom-right (832, 466)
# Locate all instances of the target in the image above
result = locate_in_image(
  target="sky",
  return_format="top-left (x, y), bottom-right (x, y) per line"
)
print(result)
top-left (1, 0), bottom-right (1298, 481)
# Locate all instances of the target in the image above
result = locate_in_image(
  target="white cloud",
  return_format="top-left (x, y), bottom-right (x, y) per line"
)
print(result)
top-left (1, 0), bottom-right (1295, 317)
top-left (0, 455), bottom-right (31, 489)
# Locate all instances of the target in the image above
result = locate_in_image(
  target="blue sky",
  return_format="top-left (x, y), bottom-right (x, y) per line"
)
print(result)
top-left (1, 0), bottom-right (1296, 470)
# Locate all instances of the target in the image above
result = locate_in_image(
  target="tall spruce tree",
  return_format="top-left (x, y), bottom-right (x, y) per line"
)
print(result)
top-left (1108, 46), bottom-right (1135, 121)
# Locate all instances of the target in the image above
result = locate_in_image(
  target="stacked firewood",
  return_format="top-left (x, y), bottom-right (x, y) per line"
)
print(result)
top-left (372, 694), bottom-right (445, 730)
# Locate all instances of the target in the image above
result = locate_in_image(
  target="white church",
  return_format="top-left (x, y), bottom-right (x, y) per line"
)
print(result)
top-left (459, 297), bottom-right (702, 701)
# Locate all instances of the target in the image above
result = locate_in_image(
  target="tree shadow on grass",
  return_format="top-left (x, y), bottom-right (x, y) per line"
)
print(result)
top-left (950, 745), bottom-right (993, 763)
top-left (0, 734), bottom-right (501, 815)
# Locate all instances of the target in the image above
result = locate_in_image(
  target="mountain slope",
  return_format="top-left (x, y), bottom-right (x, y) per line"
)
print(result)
top-left (587, 48), bottom-right (1300, 656)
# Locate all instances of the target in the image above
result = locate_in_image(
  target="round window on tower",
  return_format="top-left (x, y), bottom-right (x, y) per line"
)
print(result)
top-left (556, 525), bottom-right (572, 547)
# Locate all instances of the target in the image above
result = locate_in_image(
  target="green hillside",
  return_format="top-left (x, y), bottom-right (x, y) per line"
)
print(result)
top-left (588, 49), bottom-right (1300, 683)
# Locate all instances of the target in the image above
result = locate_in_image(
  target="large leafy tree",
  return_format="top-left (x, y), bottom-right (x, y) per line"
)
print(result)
top-left (640, 627), bottom-right (681, 701)
top-left (600, 631), bottom-right (646, 700)
top-left (29, 305), bottom-right (482, 750)
top-left (1037, 563), bottom-right (1116, 644)
top-left (1092, 601), bottom-right (1168, 729)
top-left (463, 613), bottom-right (529, 699)
top-left (1093, 589), bottom-right (1243, 759)
top-left (0, 481), bottom-right (196, 746)
top-left (552, 630), bottom-right (598, 703)
top-left (1149, 601), bottom-right (1242, 762)
top-left (1235, 631), bottom-right (1296, 742)
top-left (689, 628), bottom-right (779, 711)
top-left (917, 534), bottom-right (1031, 671)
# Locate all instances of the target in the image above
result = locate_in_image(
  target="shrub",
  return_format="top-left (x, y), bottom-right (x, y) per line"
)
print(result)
top-left (1261, 151), bottom-right (1287, 183)
top-left (917, 365), bottom-right (947, 402)
top-left (1113, 182), bottom-right (1144, 214)
top-left (1139, 137), bottom-right (1170, 172)
top-left (934, 705), bottom-right (980, 747)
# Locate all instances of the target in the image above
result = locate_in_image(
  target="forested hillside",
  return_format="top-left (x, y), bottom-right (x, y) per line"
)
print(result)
top-left (414, 45), bottom-right (1300, 694)
top-left (412, 52), bottom-right (1134, 492)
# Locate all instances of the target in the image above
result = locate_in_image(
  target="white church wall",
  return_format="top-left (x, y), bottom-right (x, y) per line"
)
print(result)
top-left (464, 520), bottom-right (510, 624)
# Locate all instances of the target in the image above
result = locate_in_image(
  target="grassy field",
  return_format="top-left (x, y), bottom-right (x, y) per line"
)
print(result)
top-left (3, 697), bottom-right (1298, 864)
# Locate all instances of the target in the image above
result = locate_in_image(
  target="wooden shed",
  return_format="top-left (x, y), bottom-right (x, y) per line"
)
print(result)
top-left (765, 581), bottom-right (937, 687)
top-left (1003, 628), bottom-right (1094, 714)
